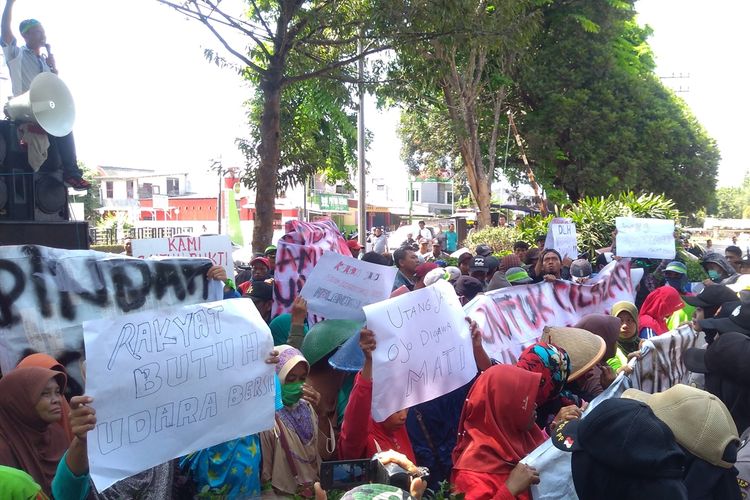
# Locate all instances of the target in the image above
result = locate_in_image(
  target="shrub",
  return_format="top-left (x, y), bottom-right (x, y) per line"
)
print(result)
top-left (91, 244), bottom-right (125, 254)
top-left (464, 226), bottom-right (520, 254)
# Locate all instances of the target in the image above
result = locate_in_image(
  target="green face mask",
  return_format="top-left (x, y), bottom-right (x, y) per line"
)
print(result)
top-left (281, 381), bottom-right (304, 407)
top-left (708, 269), bottom-right (722, 282)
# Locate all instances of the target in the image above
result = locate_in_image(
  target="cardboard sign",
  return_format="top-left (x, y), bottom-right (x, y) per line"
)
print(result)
top-left (364, 280), bottom-right (475, 422)
top-left (300, 252), bottom-right (397, 322)
top-left (131, 235), bottom-right (234, 280)
top-left (615, 217), bottom-right (676, 259)
top-left (544, 218), bottom-right (578, 260)
top-left (83, 298), bottom-right (275, 492)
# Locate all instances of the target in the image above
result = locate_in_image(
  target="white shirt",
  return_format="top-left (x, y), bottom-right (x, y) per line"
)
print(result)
top-left (1, 38), bottom-right (51, 96)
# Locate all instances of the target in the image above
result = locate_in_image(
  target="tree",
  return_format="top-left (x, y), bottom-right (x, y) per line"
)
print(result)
top-left (78, 163), bottom-right (101, 223)
top-left (157, 0), bottom-right (387, 251)
top-left (375, 0), bottom-right (541, 228)
top-left (516, 0), bottom-right (719, 213)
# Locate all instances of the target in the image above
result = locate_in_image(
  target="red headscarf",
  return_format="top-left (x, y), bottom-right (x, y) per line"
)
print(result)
top-left (452, 364), bottom-right (545, 475)
top-left (17, 353), bottom-right (74, 442)
top-left (0, 367), bottom-right (70, 494)
top-left (638, 286), bottom-right (684, 335)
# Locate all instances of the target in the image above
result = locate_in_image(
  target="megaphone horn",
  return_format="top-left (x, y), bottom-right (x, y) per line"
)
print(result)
top-left (4, 72), bottom-right (76, 137)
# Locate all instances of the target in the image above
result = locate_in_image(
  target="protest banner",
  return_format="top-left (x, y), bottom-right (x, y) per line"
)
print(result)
top-left (615, 217), bottom-right (676, 259)
top-left (544, 218), bottom-right (578, 260)
top-left (364, 280), bottom-right (475, 422)
top-left (300, 252), bottom-right (397, 322)
top-left (131, 235), bottom-right (234, 279)
top-left (465, 259), bottom-right (634, 363)
top-left (630, 325), bottom-right (703, 393)
top-left (83, 298), bottom-right (275, 492)
top-left (272, 219), bottom-right (351, 318)
top-left (0, 245), bottom-right (221, 384)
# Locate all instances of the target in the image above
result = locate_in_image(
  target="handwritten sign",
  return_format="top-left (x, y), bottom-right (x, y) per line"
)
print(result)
top-left (364, 280), bottom-right (475, 422)
top-left (83, 298), bottom-right (275, 492)
top-left (615, 217), bottom-right (676, 259)
top-left (0, 246), bottom-right (220, 387)
top-left (544, 218), bottom-right (578, 260)
top-left (131, 235), bottom-right (234, 279)
top-left (300, 252), bottom-right (397, 322)
top-left (465, 260), bottom-right (635, 363)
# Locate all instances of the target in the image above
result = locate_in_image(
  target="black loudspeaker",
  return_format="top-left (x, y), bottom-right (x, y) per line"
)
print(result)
top-left (0, 221), bottom-right (89, 249)
top-left (0, 119), bottom-right (69, 222)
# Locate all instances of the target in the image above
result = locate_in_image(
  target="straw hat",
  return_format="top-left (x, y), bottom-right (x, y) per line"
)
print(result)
top-left (540, 326), bottom-right (606, 381)
top-left (623, 384), bottom-right (739, 469)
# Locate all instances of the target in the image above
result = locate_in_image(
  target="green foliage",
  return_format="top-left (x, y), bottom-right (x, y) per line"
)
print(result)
top-left (517, 0), bottom-right (719, 214)
top-left (710, 175), bottom-right (750, 218)
top-left (464, 226), bottom-right (520, 254)
top-left (678, 248), bottom-right (708, 282)
top-left (238, 77), bottom-right (360, 194)
top-left (78, 163), bottom-right (101, 223)
top-left (518, 192), bottom-right (679, 258)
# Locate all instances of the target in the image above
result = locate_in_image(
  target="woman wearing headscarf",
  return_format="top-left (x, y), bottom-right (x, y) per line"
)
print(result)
top-left (16, 353), bottom-right (74, 442)
top-left (261, 345), bottom-right (321, 497)
top-left (451, 364), bottom-right (546, 500)
top-left (610, 301), bottom-right (642, 371)
top-left (571, 314), bottom-right (621, 399)
top-left (639, 285), bottom-right (685, 338)
top-left (515, 342), bottom-right (582, 432)
top-left (0, 367), bottom-right (93, 498)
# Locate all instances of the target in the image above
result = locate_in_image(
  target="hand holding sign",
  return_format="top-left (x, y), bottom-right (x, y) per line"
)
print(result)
top-left (363, 280), bottom-right (475, 422)
top-left (544, 218), bottom-right (578, 260)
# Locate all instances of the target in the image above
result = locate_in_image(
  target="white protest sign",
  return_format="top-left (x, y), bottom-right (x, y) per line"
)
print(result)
top-left (132, 235), bottom-right (234, 279)
top-left (544, 218), bottom-right (578, 260)
top-left (363, 280), bottom-right (475, 422)
top-left (615, 217), bottom-right (676, 259)
top-left (300, 252), bottom-right (397, 322)
top-left (83, 298), bottom-right (275, 492)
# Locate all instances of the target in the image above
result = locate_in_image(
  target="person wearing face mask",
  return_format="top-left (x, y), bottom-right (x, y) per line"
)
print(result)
top-left (702, 253), bottom-right (740, 286)
top-left (261, 345), bottom-right (322, 498)
top-left (661, 261), bottom-right (697, 331)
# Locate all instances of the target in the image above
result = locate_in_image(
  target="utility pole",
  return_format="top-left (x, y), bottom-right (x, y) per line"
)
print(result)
top-left (357, 32), bottom-right (366, 247)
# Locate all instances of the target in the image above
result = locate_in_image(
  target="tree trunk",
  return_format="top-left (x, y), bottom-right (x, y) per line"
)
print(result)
top-left (252, 75), bottom-right (283, 253)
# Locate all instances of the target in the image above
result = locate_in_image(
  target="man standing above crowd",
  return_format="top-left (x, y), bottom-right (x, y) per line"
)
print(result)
top-left (418, 220), bottom-right (433, 241)
top-left (444, 223), bottom-right (458, 252)
top-left (1, 0), bottom-right (90, 189)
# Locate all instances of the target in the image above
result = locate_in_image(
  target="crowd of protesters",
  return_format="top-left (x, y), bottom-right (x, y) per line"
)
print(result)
top-left (3, 222), bottom-right (750, 500)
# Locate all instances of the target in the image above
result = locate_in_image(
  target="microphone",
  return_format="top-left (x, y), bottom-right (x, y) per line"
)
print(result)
top-left (44, 44), bottom-right (56, 72)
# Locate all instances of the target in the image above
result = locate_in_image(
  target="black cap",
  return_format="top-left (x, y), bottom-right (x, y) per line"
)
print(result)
top-left (685, 332), bottom-right (750, 385)
top-left (454, 276), bottom-right (483, 300)
top-left (698, 302), bottom-right (750, 335)
top-left (470, 256), bottom-right (489, 272)
top-left (246, 279), bottom-right (273, 300)
top-left (475, 244), bottom-right (492, 257)
top-left (553, 398), bottom-right (686, 500)
top-left (683, 285), bottom-right (737, 309)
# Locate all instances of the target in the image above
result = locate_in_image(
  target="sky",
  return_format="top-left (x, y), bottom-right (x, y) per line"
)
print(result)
top-left (1, 0), bottom-right (744, 193)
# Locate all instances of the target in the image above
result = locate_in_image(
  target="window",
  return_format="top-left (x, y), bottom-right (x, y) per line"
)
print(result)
top-left (126, 180), bottom-right (134, 199)
top-left (408, 189), bottom-right (420, 202)
top-left (166, 178), bottom-right (180, 196)
top-left (105, 181), bottom-right (113, 199)
top-left (376, 184), bottom-right (385, 191)
top-left (446, 191), bottom-right (453, 205)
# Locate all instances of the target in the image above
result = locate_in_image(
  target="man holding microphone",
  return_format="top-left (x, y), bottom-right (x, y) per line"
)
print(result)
top-left (1, 0), bottom-right (90, 190)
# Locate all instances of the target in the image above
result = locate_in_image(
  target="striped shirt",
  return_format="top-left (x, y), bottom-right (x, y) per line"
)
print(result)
top-left (1, 37), bottom-right (51, 96)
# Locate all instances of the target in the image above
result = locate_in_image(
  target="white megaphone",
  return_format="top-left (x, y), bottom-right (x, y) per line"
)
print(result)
top-left (4, 72), bottom-right (75, 137)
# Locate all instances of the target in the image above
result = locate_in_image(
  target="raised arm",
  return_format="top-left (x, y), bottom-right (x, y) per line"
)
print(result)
top-left (2, 0), bottom-right (15, 45)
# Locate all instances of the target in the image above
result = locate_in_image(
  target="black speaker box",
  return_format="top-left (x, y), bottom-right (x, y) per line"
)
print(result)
top-left (0, 120), bottom-right (69, 222)
top-left (0, 220), bottom-right (89, 249)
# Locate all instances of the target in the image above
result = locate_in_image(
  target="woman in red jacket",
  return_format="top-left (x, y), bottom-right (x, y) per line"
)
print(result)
top-left (452, 364), bottom-right (545, 500)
